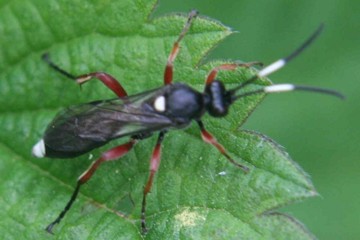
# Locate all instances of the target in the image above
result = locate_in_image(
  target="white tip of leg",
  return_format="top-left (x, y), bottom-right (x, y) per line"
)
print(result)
top-left (32, 139), bottom-right (46, 158)
top-left (264, 84), bottom-right (295, 93)
top-left (258, 59), bottom-right (286, 78)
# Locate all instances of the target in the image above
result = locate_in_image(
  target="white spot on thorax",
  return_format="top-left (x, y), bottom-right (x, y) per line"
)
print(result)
top-left (32, 139), bottom-right (45, 158)
top-left (154, 96), bottom-right (166, 112)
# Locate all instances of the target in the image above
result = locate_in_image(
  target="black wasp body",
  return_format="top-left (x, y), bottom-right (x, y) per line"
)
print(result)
top-left (32, 10), bottom-right (343, 235)
top-left (43, 82), bottom-right (225, 158)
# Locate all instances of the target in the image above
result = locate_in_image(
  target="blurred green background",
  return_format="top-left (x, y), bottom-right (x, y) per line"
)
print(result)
top-left (157, 1), bottom-right (359, 239)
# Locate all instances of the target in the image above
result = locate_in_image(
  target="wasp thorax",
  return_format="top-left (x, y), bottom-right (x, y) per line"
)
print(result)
top-left (165, 83), bottom-right (204, 120)
top-left (205, 80), bottom-right (230, 117)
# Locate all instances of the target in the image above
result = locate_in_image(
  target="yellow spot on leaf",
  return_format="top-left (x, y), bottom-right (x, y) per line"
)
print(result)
top-left (174, 208), bottom-right (206, 228)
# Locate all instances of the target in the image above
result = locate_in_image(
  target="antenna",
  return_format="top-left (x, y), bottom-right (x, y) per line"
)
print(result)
top-left (229, 24), bottom-right (344, 100)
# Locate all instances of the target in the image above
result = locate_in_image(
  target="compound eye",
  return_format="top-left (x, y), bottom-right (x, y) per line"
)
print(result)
top-left (154, 96), bottom-right (166, 112)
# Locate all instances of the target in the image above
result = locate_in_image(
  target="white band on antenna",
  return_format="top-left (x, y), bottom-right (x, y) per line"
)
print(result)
top-left (258, 59), bottom-right (286, 78)
top-left (264, 84), bottom-right (295, 93)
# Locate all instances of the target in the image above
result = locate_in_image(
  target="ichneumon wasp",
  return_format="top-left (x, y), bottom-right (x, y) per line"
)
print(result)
top-left (32, 10), bottom-right (343, 234)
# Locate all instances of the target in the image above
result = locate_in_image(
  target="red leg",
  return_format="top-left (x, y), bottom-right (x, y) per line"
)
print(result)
top-left (197, 120), bottom-right (249, 172)
top-left (45, 139), bottom-right (136, 234)
top-left (42, 53), bottom-right (127, 97)
top-left (205, 61), bottom-right (263, 86)
top-left (164, 10), bottom-right (198, 85)
top-left (141, 131), bottom-right (166, 234)
top-left (76, 72), bottom-right (127, 98)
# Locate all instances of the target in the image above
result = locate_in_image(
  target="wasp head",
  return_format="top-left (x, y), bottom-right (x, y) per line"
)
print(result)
top-left (204, 80), bottom-right (232, 117)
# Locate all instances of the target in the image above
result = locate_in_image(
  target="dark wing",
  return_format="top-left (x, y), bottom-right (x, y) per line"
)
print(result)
top-left (43, 87), bottom-right (179, 158)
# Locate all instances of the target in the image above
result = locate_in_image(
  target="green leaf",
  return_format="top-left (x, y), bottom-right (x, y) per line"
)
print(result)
top-left (0, 0), bottom-right (316, 239)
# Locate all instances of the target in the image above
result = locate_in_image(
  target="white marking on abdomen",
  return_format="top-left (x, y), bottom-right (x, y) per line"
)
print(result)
top-left (32, 139), bottom-right (45, 158)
